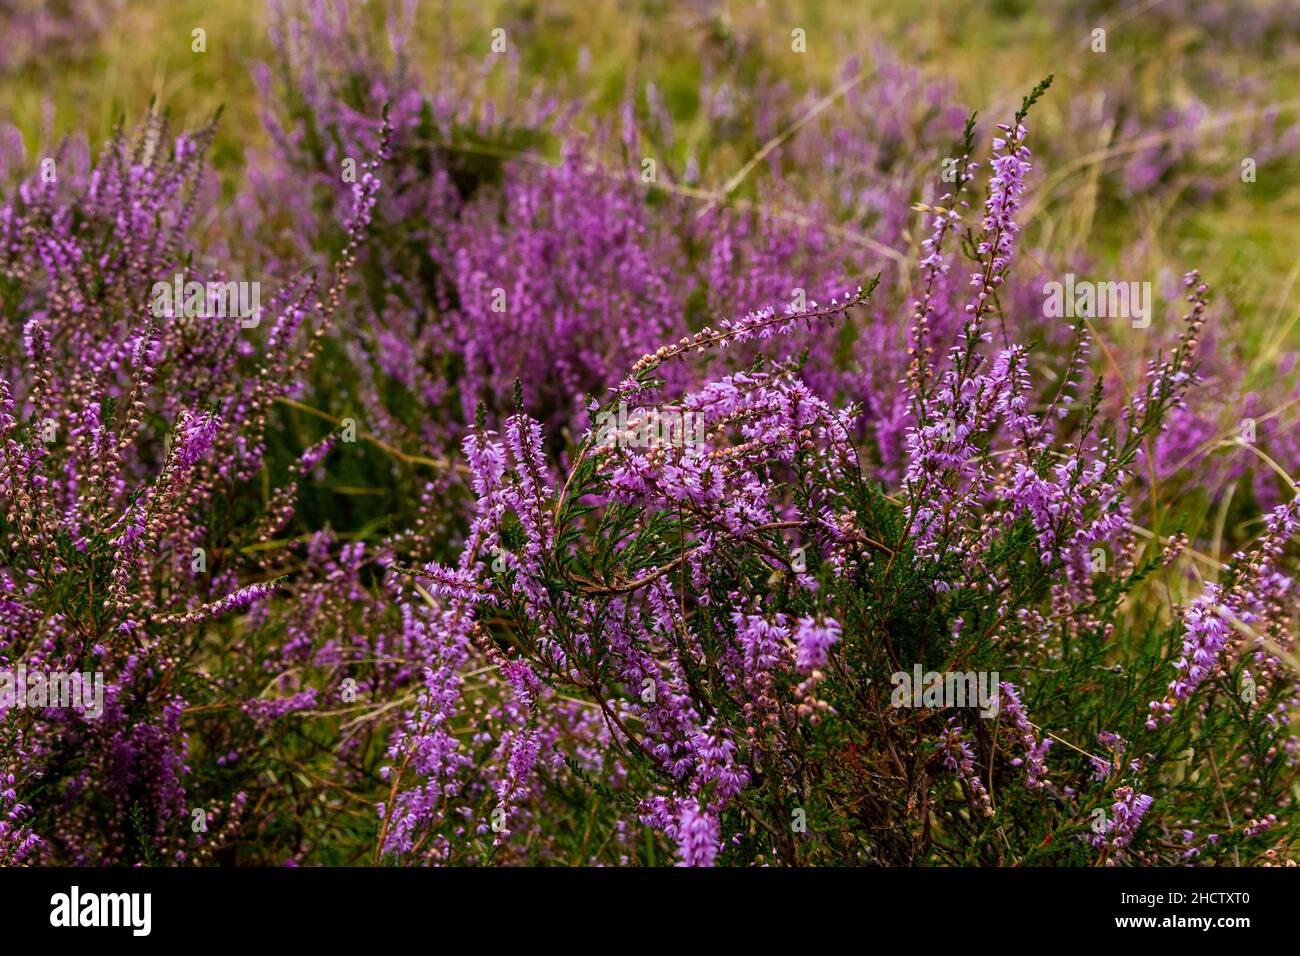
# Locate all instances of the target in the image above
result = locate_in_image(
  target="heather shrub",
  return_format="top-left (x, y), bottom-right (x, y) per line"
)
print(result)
top-left (381, 90), bottom-right (1300, 865)
top-left (243, 2), bottom-right (1008, 472)
top-left (0, 110), bottom-right (387, 864)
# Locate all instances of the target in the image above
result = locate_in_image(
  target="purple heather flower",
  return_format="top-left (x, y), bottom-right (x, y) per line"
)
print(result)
top-left (793, 616), bottom-right (841, 674)
top-left (675, 800), bottom-right (719, 867)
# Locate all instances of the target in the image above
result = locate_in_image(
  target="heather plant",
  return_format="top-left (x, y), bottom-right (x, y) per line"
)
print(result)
top-left (0, 100), bottom-right (665, 868)
top-left (381, 85), bottom-right (1300, 865)
top-left (244, 1), bottom-right (1001, 473)
top-left (0, 108), bottom-right (391, 864)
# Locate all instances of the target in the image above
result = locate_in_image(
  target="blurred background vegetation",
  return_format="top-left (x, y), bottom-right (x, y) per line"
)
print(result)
top-left (4, 1), bottom-right (1295, 302)
top-left (2, 0), bottom-right (1296, 438)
